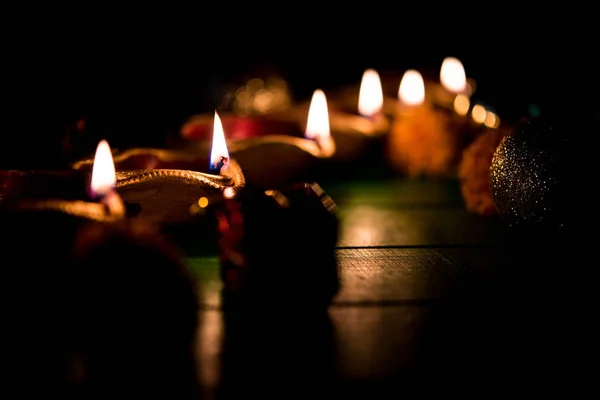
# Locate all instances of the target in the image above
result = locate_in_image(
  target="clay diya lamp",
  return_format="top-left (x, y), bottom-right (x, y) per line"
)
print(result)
top-left (0, 140), bottom-right (125, 223)
top-left (178, 70), bottom-right (396, 181)
top-left (265, 69), bottom-right (391, 169)
top-left (179, 91), bottom-right (335, 190)
top-left (307, 69), bottom-right (391, 165)
top-left (71, 113), bottom-right (245, 228)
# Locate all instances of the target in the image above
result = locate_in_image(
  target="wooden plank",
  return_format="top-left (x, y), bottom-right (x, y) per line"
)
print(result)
top-left (195, 304), bottom-right (487, 396)
top-left (189, 246), bottom-right (591, 396)
top-left (195, 300), bottom-right (566, 396)
top-left (186, 241), bottom-right (595, 308)
top-left (333, 247), bottom-right (501, 304)
top-left (185, 247), bottom-right (503, 309)
top-left (328, 305), bottom-right (426, 380)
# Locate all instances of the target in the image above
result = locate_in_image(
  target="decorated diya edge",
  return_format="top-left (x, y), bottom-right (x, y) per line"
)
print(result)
top-left (71, 147), bottom-right (246, 190)
top-left (226, 134), bottom-right (336, 159)
top-left (286, 101), bottom-right (390, 137)
top-left (10, 159), bottom-right (245, 223)
top-left (115, 158), bottom-right (245, 191)
top-left (0, 169), bottom-right (126, 222)
top-left (329, 111), bottom-right (390, 137)
top-left (71, 147), bottom-right (208, 170)
top-left (181, 104), bottom-right (389, 147)
top-left (8, 198), bottom-right (123, 223)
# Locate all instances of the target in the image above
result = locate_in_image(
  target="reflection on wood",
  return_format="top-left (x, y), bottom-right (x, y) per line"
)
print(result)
top-left (186, 247), bottom-right (503, 309)
top-left (329, 306), bottom-right (425, 380)
top-left (337, 206), bottom-right (504, 247)
top-left (184, 177), bottom-right (594, 396)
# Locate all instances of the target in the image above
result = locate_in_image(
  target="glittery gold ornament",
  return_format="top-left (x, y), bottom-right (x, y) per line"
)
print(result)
top-left (489, 116), bottom-right (598, 234)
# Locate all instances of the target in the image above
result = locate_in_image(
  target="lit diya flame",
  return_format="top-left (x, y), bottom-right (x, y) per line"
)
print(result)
top-left (305, 89), bottom-right (335, 156)
top-left (358, 68), bottom-right (383, 117)
top-left (90, 139), bottom-right (117, 197)
top-left (211, 111), bottom-right (230, 173)
top-left (305, 89), bottom-right (330, 140)
top-left (11, 138), bottom-right (124, 222)
top-left (90, 139), bottom-right (125, 218)
top-left (440, 57), bottom-right (467, 94)
top-left (398, 69), bottom-right (425, 106)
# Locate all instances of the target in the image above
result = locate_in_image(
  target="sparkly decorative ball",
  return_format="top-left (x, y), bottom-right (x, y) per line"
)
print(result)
top-left (489, 116), bottom-right (599, 234)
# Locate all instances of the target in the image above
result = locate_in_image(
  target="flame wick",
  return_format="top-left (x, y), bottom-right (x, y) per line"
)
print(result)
top-left (211, 155), bottom-right (230, 174)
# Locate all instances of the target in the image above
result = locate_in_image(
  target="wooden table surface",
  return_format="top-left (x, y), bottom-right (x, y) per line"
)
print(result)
top-left (184, 174), bottom-right (596, 398)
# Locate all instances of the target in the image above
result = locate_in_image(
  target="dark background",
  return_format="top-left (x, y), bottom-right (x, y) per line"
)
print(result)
top-left (2, 8), bottom-right (598, 168)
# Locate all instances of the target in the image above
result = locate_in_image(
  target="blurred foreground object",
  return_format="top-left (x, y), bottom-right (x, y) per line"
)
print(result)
top-left (458, 127), bottom-right (510, 214)
top-left (1, 210), bottom-right (199, 395)
top-left (210, 183), bottom-right (339, 308)
top-left (72, 219), bottom-right (199, 392)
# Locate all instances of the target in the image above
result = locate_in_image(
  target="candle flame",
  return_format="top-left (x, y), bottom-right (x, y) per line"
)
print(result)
top-left (90, 139), bottom-right (116, 196)
top-left (440, 57), bottom-right (467, 93)
top-left (305, 89), bottom-right (330, 139)
top-left (471, 104), bottom-right (487, 124)
top-left (211, 111), bottom-right (230, 171)
top-left (358, 68), bottom-right (383, 117)
top-left (398, 70), bottom-right (425, 106)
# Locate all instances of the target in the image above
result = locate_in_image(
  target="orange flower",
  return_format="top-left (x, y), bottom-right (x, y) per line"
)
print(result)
top-left (458, 127), bottom-right (510, 214)
top-left (386, 104), bottom-right (461, 177)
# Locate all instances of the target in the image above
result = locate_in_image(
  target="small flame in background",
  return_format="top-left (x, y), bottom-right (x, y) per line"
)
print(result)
top-left (484, 111), bottom-right (500, 128)
top-left (398, 70), bottom-right (425, 106)
top-left (440, 57), bottom-right (467, 93)
top-left (211, 111), bottom-right (230, 169)
top-left (90, 139), bottom-right (116, 196)
top-left (471, 104), bottom-right (487, 124)
top-left (358, 69), bottom-right (384, 117)
top-left (453, 94), bottom-right (470, 116)
top-left (305, 89), bottom-right (330, 140)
